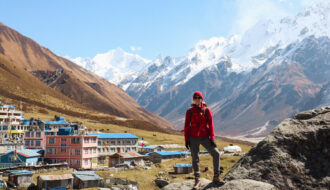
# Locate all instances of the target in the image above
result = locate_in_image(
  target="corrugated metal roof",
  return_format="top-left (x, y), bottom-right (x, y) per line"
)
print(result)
top-left (73, 171), bottom-right (103, 181)
top-left (141, 146), bottom-right (156, 149)
top-left (5, 149), bottom-right (41, 157)
top-left (112, 152), bottom-right (143, 158)
top-left (150, 151), bottom-right (183, 156)
top-left (42, 121), bottom-right (69, 125)
top-left (89, 133), bottom-right (138, 139)
top-left (39, 174), bottom-right (73, 181)
top-left (174, 163), bottom-right (192, 167)
top-left (8, 170), bottom-right (33, 175)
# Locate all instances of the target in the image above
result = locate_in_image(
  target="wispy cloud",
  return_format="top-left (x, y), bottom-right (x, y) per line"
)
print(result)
top-left (130, 46), bottom-right (142, 52)
top-left (230, 0), bottom-right (303, 35)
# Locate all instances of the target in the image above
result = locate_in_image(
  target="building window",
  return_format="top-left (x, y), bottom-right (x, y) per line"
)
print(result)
top-left (111, 148), bottom-right (115, 152)
top-left (47, 148), bottom-right (53, 154)
top-left (92, 138), bottom-right (96, 143)
top-left (111, 141), bottom-right (116, 145)
top-left (61, 147), bottom-right (66, 152)
top-left (61, 138), bottom-right (67, 142)
top-left (89, 149), bottom-right (92, 154)
top-left (36, 140), bottom-right (41, 147)
top-left (30, 140), bottom-right (34, 146)
top-left (85, 159), bottom-right (88, 165)
top-left (75, 149), bottom-right (81, 155)
top-left (132, 147), bottom-right (136, 151)
top-left (98, 141), bottom-right (101, 146)
top-left (126, 140), bottom-right (131, 145)
top-left (49, 137), bottom-right (55, 144)
top-left (36, 132), bottom-right (41, 137)
top-left (127, 147), bottom-right (131, 151)
top-left (117, 140), bottom-right (121, 145)
top-left (84, 138), bottom-right (89, 143)
top-left (98, 148), bottom-right (101, 152)
top-left (85, 149), bottom-right (88, 154)
top-left (93, 148), bottom-right (96, 153)
top-left (71, 137), bottom-right (81, 144)
top-left (25, 140), bottom-right (29, 146)
top-left (76, 160), bottom-right (80, 165)
top-left (25, 131), bottom-right (30, 137)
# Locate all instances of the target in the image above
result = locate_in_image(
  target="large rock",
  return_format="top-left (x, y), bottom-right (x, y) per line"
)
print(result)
top-left (224, 106), bottom-right (330, 190)
top-left (161, 178), bottom-right (276, 190)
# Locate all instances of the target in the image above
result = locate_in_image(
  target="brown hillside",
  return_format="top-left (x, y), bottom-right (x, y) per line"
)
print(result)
top-left (0, 22), bottom-right (174, 130)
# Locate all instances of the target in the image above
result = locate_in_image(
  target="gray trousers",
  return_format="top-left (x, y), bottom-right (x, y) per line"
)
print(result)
top-left (190, 137), bottom-right (221, 178)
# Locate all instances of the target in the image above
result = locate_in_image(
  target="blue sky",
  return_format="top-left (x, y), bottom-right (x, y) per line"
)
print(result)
top-left (0, 0), bottom-right (313, 59)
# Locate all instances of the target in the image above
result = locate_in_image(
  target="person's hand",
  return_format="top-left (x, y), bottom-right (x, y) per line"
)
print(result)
top-left (210, 140), bottom-right (217, 148)
top-left (185, 141), bottom-right (190, 150)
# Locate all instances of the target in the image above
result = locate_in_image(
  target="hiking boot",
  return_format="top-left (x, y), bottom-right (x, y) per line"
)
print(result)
top-left (213, 174), bottom-right (225, 185)
top-left (192, 177), bottom-right (201, 189)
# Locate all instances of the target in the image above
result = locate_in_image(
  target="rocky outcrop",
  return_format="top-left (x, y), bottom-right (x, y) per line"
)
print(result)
top-left (161, 178), bottom-right (276, 190)
top-left (224, 106), bottom-right (330, 190)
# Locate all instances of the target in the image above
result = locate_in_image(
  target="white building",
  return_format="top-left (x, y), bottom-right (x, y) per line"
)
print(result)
top-left (223, 144), bottom-right (242, 153)
top-left (89, 133), bottom-right (139, 163)
top-left (0, 103), bottom-right (24, 143)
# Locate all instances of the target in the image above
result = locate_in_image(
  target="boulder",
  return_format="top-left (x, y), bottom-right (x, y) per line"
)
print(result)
top-left (224, 106), bottom-right (330, 190)
top-left (161, 178), bottom-right (275, 190)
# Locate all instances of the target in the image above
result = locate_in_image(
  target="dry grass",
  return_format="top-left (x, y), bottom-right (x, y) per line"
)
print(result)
top-left (97, 154), bottom-right (245, 190)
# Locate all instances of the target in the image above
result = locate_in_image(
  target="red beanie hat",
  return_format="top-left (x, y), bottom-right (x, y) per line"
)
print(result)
top-left (193, 91), bottom-right (203, 99)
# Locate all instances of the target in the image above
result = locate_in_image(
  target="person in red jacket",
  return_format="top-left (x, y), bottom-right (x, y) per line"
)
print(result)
top-left (184, 91), bottom-right (224, 188)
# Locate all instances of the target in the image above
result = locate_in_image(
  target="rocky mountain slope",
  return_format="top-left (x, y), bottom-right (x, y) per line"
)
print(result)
top-left (72, 2), bottom-right (330, 138)
top-left (224, 106), bottom-right (330, 189)
top-left (124, 2), bottom-right (330, 137)
top-left (0, 22), bottom-right (174, 131)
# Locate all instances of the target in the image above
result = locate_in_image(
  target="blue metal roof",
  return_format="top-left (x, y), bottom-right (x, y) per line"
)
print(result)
top-left (174, 163), bottom-right (192, 167)
top-left (8, 170), bottom-right (33, 175)
top-left (8, 105), bottom-right (15, 109)
top-left (6, 149), bottom-right (41, 157)
top-left (153, 151), bottom-right (183, 156)
top-left (141, 146), bottom-right (156, 149)
top-left (89, 133), bottom-right (138, 139)
top-left (42, 121), bottom-right (69, 125)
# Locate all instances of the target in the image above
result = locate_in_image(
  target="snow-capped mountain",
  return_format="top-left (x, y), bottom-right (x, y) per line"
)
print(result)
top-left (124, 2), bottom-right (330, 96)
top-left (69, 48), bottom-right (150, 89)
top-left (69, 2), bottom-right (330, 139)
top-left (122, 2), bottom-right (330, 138)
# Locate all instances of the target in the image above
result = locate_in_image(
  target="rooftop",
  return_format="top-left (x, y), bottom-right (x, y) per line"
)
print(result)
top-left (89, 133), bottom-right (138, 139)
top-left (111, 152), bottom-right (143, 158)
top-left (73, 171), bottom-right (103, 181)
top-left (174, 163), bottom-right (192, 167)
top-left (8, 170), bottom-right (33, 175)
top-left (42, 121), bottom-right (69, 125)
top-left (5, 149), bottom-right (41, 157)
top-left (39, 174), bottom-right (73, 181)
top-left (146, 151), bottom-right (184, 156)
top-left (141, 145), bottom-right (164, 149)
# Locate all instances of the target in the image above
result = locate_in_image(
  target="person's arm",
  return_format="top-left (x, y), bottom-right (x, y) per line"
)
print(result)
top-left (184, 109), bottom-right (190, 142)
top-left (207, 108), bottom-right (215, 141)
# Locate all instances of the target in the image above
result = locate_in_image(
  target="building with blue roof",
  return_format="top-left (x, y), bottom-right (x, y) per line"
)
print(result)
top-left (8, 170), bottom-right (33, 188)
top-left (0, 149), bottom-right (41, 168)
top-left (88, 133), bottom-right (139, 163)
top-left (139, 145), bottom-right (165, 154)
top-left (173, 163), bottom-right (193, 174)
top-left (147, 151), bottom-right (188, 163)
top-left (89, 133), bottom-right (138, 139)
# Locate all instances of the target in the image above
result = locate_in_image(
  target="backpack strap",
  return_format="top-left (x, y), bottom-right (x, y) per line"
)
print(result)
top-left (189, 108), bottom-right (193, 126)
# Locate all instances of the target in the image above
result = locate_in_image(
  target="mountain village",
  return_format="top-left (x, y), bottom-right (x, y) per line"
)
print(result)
top-left (0, 101), bottom-right (243, 189)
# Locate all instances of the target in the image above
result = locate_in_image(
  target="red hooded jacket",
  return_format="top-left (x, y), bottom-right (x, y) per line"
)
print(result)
top-left (184, 92), bottom-right (215, 142)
